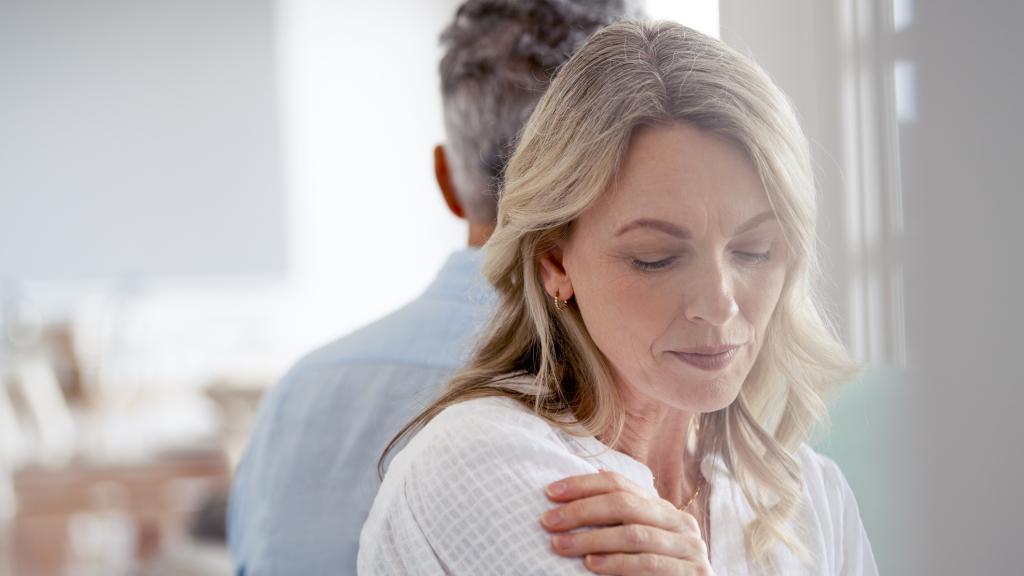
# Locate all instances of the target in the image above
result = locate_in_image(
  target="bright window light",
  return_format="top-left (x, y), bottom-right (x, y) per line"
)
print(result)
top-left (645, 0), bottom-right (719, 38)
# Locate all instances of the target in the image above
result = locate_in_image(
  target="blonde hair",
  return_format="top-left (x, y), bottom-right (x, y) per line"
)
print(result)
top-left (383, 20), bottom-right (858, 570)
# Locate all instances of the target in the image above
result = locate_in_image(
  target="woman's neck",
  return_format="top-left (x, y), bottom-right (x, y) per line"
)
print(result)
top-left (600, 387), bottom-right (703, 508)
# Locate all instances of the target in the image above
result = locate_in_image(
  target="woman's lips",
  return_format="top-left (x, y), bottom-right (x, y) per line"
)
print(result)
top-left (669, 344), bottom-right (743, 371)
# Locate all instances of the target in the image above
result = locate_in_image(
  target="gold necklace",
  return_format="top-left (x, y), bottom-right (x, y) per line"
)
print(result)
top-left (677, 477), bottom-right (704, 512)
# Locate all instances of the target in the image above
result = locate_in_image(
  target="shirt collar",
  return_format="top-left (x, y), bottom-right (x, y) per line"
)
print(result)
top-left (423, 247), bottom-right (494, 304)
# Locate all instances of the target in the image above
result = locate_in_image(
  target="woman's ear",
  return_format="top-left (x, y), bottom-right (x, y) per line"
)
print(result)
top-left (538, 243), bottom-right (575, 302)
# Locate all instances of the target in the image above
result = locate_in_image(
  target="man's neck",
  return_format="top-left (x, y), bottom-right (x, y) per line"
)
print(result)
top-left (468, 222), bottom-right (496, 248)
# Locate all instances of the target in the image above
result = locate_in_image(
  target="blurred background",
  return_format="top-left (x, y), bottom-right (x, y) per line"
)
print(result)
top-left (1, 0), bottom-right (1021, 575)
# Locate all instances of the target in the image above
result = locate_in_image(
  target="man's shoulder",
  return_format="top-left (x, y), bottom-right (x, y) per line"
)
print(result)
top-left (243, 275), bottom-right (493, 452)
top-left (285, 249), bottom-right (494, 375)
top-left (295, 303), bottom-right (453, 371)
top-left (292, 296), bottom-right (488, 380)
top-left (229, 299), bottom-right (481, 573)
top-left (242, 294), bottom-right (483, 470)
top-left (255, 304), bottom-right (469, 438)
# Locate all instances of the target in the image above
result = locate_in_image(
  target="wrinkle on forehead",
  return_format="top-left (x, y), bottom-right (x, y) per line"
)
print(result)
top-left (584, 124), bottom-right (767, 242)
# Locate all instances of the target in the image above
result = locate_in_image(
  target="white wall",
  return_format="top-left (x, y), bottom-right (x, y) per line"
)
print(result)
top-left (906, 2), bottom-right (1024, 574)
top-left (275, 0), bottom-right (465, 361)
top-left (648, 0), bottom-right (719, 37)
top-left (0, 0), bottom-right (285, 279)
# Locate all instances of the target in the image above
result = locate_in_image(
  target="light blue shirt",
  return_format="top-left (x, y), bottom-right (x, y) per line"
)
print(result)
top-left (228, 249), bottom-right (494, 575)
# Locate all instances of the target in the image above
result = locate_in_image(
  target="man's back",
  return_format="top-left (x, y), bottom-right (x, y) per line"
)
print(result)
top-left (228, 249), bottom-right (493, 574)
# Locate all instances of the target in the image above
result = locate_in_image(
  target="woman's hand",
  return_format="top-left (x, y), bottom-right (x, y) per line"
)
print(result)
top-left (540, 470), bottom-right (714, 575)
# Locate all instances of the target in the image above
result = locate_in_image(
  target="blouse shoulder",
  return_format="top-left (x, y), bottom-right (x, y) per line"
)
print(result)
top-left (399, 395), bottom-right (599, 495)
top-left (793, 444), bottom-right (879, 576)
top-left (361, 396), bottom-right (600, 575)
top-left (428, 395), bottom-right (561, 441)
top-left (795, 444), bottom-right (849, 499)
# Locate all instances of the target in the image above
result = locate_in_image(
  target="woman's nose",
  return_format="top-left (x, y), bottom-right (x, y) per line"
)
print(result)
top-left (684, 260), bottom-right (739, 326)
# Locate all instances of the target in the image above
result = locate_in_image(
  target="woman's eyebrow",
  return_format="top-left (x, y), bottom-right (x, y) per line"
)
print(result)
top-left (614, 210), bottom-right (777, 239)
top-left (615, 218), bottom-right (691, 239)
top-left (732, 210), bottom-right (777, 235)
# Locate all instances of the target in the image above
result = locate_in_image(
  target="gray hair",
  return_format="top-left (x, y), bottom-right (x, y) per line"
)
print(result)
top-left (439, 0), bottom-right (642, 223)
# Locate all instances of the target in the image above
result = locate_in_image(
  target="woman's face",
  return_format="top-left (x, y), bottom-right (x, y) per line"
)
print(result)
top-left (544, 123), bottom-right (788, 414)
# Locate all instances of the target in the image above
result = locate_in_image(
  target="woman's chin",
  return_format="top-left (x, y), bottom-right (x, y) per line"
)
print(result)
top-left (682, 387), bottom-right (741, 414)
top-left (655, 369), bottom-right (746, 413)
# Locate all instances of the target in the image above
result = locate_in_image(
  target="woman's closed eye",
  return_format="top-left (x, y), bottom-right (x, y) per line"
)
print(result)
top-left (629, 244), bottom-right (774, 272)
top-left (734, 249), bottom-right (772, 264)
top-left (631, 256), bottom-right (677, 272)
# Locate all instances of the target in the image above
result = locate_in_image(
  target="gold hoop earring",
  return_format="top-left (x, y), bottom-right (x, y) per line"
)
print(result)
top-left (554, 295), bottom-right (566, 312)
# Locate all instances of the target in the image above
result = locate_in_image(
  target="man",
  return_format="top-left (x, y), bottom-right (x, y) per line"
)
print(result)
top-left (228, 1), bottom-right (639, 573)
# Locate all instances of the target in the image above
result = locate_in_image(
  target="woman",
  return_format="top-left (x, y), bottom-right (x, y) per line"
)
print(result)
top-left (359, 20), bottom-right (877, 575)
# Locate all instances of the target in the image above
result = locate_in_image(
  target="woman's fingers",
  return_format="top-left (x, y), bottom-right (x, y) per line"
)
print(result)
top-left (540, 469), bottom-right (714, 574)
top-left (549, 524), bottom-right (707, 560)
top-left (541, 490), bottom-right (684, 533)
top-left (543, 470), bottom-right (680, 534)
top-left (546, 470), bottom-right (648, 503)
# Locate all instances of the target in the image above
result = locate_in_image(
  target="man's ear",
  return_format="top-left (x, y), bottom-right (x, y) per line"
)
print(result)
top-left (434, 144), bottom-right (465, 220)
top-left (538, 243), bottom-right (575, 302)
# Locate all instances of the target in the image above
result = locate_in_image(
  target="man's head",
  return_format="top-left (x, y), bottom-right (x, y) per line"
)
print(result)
top-left (435, 0), bottom-right (641, 245)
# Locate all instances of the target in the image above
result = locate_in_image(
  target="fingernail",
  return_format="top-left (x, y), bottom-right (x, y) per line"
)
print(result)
top-left (542, 509), bottom-right (562, 527)
top-left (553, 534), bottom-right (574, 550)
top-left (588, 554), bottom-right (606, 567)
top-left (547, 481), bottom-right (566, 496)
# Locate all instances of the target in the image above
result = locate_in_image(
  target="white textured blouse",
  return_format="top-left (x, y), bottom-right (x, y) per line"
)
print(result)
top-left (358, 396), bottom-right (878, 575)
